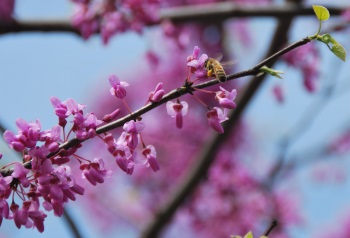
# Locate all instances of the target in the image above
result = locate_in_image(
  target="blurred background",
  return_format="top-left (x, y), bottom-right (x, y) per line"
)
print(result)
top-left (0, 0), bottom-right (350, 237)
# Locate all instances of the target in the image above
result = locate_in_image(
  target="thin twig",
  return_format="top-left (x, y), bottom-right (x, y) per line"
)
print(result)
top-left (63, 208), bottom-right (82, 238)
top-left (263, 219), bottom-right (278, 236)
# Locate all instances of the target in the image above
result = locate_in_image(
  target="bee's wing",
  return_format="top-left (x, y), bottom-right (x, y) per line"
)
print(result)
top-left (221, 60), bottom-right (238, 69)
top-left (214, 53), bottom-right (223, 62)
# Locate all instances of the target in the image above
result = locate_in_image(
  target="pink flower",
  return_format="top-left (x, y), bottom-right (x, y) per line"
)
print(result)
top-left (145, 51), bottom-right (160, 68)
top-left (206, 107), bottom-right (229, 134)
top-left (341, 9), bottom-right (350, 21)
top-left (187, 46), bottom-right (208, 79)
top-left (3, 119), bottom-right (42, 151)
top-left (72, 4), bottom-right (98, 40)
top-left (102, 108), bottom-right (121, 122)
top-left (101, 12), bottom-right (127, 44)
top-left (283, 43), bottom-right (319, 93)
top-left (328, 130), bottom-right (350, 154)
top-left (0, 198), bottom-right (10, 225)
top-left (64, 98), bottom-right (86, 116)
top-left (0, 0), bottom-right (15, 22)
top-left (215, 86), bottom-right (237, 109)
top-left (187, 46), bottom-right (200, 62)
top-left (148, 83), bottom-right (165, 102)
top-left (83, 113), bottom-right (102, 138)
top-left (166, 100), bottom-right (189, 129)
top-left (117, 121), bottom-right (144, 150)
top-left (116, 155), bottom-right (135, 175)
top-left (12, 163), bottom-right (30, 188)
top-left (272, 84), bottom-right (284, 103)
top-left (11, 203), bottom-right (28, 229)
top-left (81, 158), bottom-right (112, 186)
top-left (142, 145), bottom-right (160, 172)
top-left (50, 96), bottom-right (69, 127)
top-left (41, 125), bottom-right (61, 153)
top-left (109, 75), bottom-right (129, 99)
top-left (113, 144), bottom-right (134, 174)
top-left (37, 161), bottom-right (84, 216)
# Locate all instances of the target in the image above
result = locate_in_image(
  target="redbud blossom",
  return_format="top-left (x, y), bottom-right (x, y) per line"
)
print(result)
top-left (0, 0), bottom-right (15, 22)
top-left (65, 98), bottom-right (86, 116)
top-left (41, 125), bottom-right (61, 153)
top-left (328, 130), bottom-right (350, 155)
top-left (145, 51), bottom-right (160, 68)
top-left (71, 5), bottom-right (98, 40)
top-left (342, 9), bottom-right (350, 21)
top-left (113, 144), bottom-right (134, 174)
top-left (12, 163), bottom-right (30, 188)
top-left (303, 63), bottom-right (319, 92)
top-left (109, 75), bottom-right (129, 99)
top-left (81, 158), bottom-right (112, 186)
top-left (207, 107), bottom-right (229, 134)
top-left (166, 100), bottom-right (189, 129)
top-left (50, 96), bottom-right (69, 127)
top-left (118, 121), bottom-right (145, 150)
top-left (101, 12), bottom-right (125, 44)
top-left (187, 46), bottom-right (200, 62)
top-left (116, 155), bottom-right (135, 175)
top-left (187, 46), bottom-right (208, 79)
top-left (103, 108), bottom-right (121, 122)
top-left (142, 145), bottom-right (160, 172)
top-left (215, 86), bottom-right (237, 109)
top-left (187, 48), bottom-right (208, 79)
top-left (148, 82), bottom-right (165, 102)
top-left (3, 119), bottom-right (43, 151)
top-left (273, 85), bottom-right (284, 103)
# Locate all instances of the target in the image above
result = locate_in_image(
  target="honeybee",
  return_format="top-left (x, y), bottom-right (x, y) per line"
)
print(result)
top-left (204, 58), bottom-right (228, 82)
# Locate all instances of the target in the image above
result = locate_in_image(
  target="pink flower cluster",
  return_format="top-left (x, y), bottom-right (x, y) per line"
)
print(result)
top-left (0, 96), bottom-right (116, 231)
top-left (0, 0), bottom-right (15, 22)
top-left (167, 46), bottom-right (237, 133)
top-left (282, 43), bottom-right (320, 93)
top-left (0, 76), bottom-right (162, 231)
top-left (71, 0), bottom-right (160, 44)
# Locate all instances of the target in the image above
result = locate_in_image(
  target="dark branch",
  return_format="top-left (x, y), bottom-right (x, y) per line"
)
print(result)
top-left (63, 209), bottom-right (82, 238)
top-left (263, 219), bottom-right (278, 236)
top-left (160, 3), bottom-right (344, 24)
top-left (0, 36), bottom-right (310, 176)
top-left (140, 1), bottom-right (300, 235)
top-left (0, 3), bottom-right (346, 35)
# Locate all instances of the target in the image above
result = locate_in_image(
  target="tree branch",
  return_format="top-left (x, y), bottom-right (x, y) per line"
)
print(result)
top-left (0, 36), bottom-right (310, 176)
top-left (0, 3), bottom-right (346, 35)
top-left (140, 2), bottom-right (302, 236)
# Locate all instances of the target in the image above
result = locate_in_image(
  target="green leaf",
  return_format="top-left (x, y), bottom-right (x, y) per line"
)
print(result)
top-left (312, 5), bottom-right (330, 21)
top-left (244, 231), bottom-right (254, 238)
top-left (318, 34), bottom-right (347, 61)
top-left (259, 66), bottom-right (284, 79)
top-left (320, 33), bottom-right (333, 44)
top-left (331, 44), bottom-right (347, 62)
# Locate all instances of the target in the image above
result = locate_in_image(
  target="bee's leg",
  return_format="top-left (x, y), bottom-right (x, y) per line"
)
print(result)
top-left (207, 69), bottom-right (213, 77)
